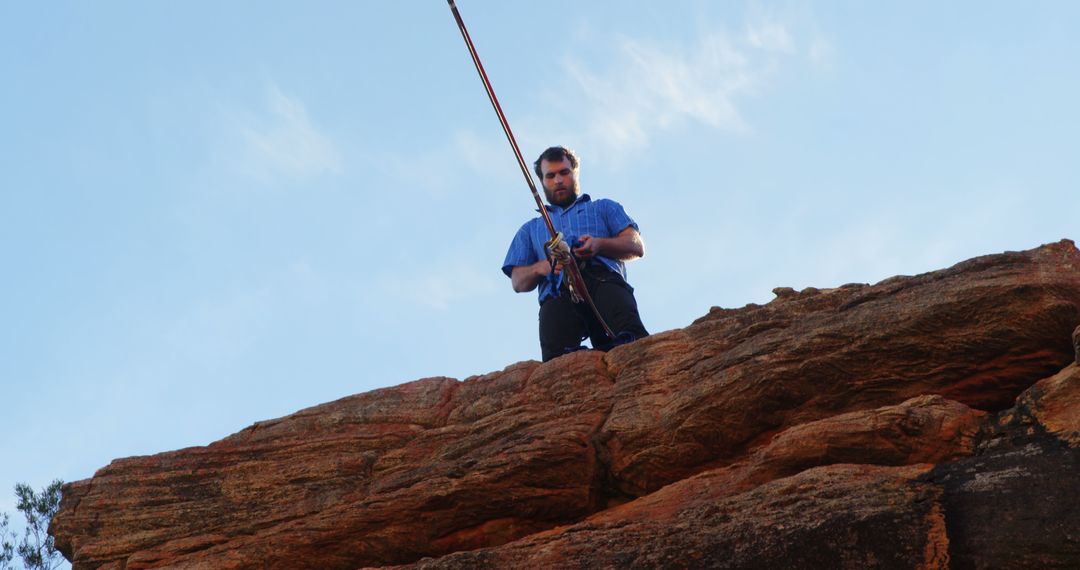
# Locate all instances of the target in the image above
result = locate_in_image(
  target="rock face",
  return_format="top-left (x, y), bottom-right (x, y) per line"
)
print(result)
top-left (51, 240), bottom-right (1080, 569)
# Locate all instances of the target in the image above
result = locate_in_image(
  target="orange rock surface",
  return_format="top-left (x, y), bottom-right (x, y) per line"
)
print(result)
top-left (50, 240), bottom-right (1080, 569)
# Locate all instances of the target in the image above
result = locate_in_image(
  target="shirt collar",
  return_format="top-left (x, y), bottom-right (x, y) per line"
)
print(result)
top-left (539, 193), bottom-right (591, 214)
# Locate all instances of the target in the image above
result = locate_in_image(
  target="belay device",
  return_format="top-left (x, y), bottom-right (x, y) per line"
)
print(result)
top-left (446, 0), bottom-right (616, 340)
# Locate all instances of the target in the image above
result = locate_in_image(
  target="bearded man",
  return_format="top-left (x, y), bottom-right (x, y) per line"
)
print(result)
top-left (502, 146), bottom-right (649, 362)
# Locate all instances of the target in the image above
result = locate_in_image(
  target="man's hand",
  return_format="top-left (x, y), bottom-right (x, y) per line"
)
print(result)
top-left (574, 227), bottom-right (644, 261)
top-left (573, 235), bottom-right (603, 259)
top-left (545, 232), bottom-right (574, 266)
top-left (511, 258), bottom-right (555, 293)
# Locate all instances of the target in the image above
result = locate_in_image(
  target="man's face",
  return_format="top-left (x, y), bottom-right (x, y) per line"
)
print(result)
top-left (540, 157), bottom-right (579, 208)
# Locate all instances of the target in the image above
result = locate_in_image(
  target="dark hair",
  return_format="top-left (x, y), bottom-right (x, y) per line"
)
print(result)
top-left (533, 146), bottom-right (580, 178)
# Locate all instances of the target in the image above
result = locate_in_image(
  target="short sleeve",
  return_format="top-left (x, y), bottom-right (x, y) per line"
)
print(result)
top-left (600, 199), bottom-right (639, 236)
top-left (502, 221), bottom-right (540, 278)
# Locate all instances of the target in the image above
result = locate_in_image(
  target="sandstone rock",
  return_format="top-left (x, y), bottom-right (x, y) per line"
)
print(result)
top-left (600, 239), bottom-right (1080, 495)
top-left (389, 395), bottom-right (981, 569)
top-left (397, 415), bottom-right (1080, 570)
top-left (1013, 363), bottom-right (1080, 446)
top-left (771, 286), bottom-right (797, 299)
top-left (53, 356), bottom-right (618, 569)
top-left (397, 464), bottom-right (948, 570)
top-left (924, 438), bottom-right (1080, 568)
top-left (50, 240), bottom-right (1080, 569)
top-left (731, 394), bottom-right (984, 486)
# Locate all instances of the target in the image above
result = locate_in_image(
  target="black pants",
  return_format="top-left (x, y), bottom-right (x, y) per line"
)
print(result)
top-left (538, 263), bottom-right (648, 362)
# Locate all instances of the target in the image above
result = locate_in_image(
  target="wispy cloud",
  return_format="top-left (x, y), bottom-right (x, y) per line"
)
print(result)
top-left (374, 129), bottom-right (520, 198)
top-left (746, 21), bottom-right (795, 53)
top-left (453, 129), bottom-right (508, 175)
top-left (385, 15), bottom-right (819, 186)
top-left (539, 18), bottom-right (810, 161)
top-left (222, 83), bottom-right (342, 183)
top-left (376, 256), bottom-right (501, 311)
top-left (807, 35), bottom-right (833, 66)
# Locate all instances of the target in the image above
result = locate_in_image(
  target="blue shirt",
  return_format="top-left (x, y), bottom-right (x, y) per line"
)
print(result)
top-left (502, 194), bottom-right (639, 304)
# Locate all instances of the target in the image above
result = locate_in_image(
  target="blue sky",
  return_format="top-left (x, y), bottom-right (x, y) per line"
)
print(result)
top-left (1, 0), bottom-right (1077, 532)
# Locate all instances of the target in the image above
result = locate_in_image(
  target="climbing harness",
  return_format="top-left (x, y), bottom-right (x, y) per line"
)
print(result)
top-left (446, 0), bottom-right (615, 339)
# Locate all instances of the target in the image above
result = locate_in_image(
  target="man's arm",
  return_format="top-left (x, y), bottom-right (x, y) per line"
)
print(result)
top-left (573, 226), bottom-right (645, 261)
top-left (510, 259), bottom-right (555, 293)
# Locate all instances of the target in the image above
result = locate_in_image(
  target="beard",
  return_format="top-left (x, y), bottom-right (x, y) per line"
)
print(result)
top-left (544, 182), bottom-right (578, 208)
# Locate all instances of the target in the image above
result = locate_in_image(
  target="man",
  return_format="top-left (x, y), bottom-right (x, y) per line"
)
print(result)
top-left (502, 146), bottom-right (648, 362)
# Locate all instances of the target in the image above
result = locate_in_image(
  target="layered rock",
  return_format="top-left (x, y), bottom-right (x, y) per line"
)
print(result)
top-left (50, 240), bottom-right (1080, 569)
top-left (397, 369), bottom-right (1080, 569)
